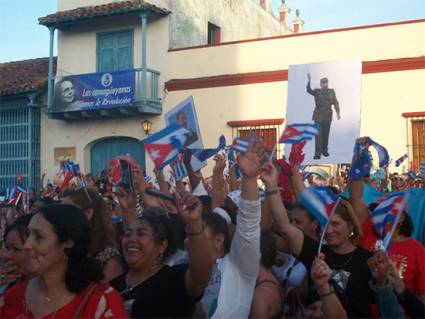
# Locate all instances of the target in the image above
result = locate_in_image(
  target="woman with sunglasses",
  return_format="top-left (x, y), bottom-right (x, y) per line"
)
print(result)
top-left (0, 204), bottom-right (127, 318)
top-left (110, 193), bottom-right (213, 318)
top-left (260, 160), bottom-right (374, 318)
top-left (62, 188), bottom-right (124, 281)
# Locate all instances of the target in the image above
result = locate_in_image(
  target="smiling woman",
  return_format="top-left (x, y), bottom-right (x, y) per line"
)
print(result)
top-left (0, 204), bottom-right (127, 318)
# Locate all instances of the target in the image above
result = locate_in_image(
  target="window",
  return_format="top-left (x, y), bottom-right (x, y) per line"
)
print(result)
top-left (208, 22), bottom-right (221, 45)
top-left (411, 119), bottom-right (425, 171)
top-left (403, 112), bottom-right (425, 172)
top-left (228, 118), bottom-right (284, 158)
top-left (97, 30), bottom-right (134, 72)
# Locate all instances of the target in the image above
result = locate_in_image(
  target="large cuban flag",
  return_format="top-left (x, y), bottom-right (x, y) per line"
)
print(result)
top-left (279, 123), bottom-right (320, 144)
top-left (143, 123), bottom-right (189, 169)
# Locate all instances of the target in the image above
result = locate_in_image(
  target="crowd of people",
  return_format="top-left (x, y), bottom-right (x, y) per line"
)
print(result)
top-left (0, 137), bottom-right (424, 319)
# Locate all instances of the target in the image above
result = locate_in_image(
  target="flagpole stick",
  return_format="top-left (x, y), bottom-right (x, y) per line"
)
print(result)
top-left (268, 143), bottom-right (278, 162)
top-left (383, 203), bottom-right (405, 252)
top-left (317, 197), bottom-right (341, 255)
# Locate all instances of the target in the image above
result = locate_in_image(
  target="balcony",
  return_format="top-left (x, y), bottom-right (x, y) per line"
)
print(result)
top-left (45, 68), bottom-right (162, 120)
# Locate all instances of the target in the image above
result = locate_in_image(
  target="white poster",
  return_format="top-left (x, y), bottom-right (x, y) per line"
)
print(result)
top-left (285, 60), bottom-right (362, 164)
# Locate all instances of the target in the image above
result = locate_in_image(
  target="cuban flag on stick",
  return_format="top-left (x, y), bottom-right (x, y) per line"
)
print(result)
top-left (395, 154), bottom-right (408, 167)
top-left (299, 187), bottom-right (341, 253)
top-left (226, 147), bottom-right (242, 179)
top-left (231, 138), bottom-right (249, 154)
top-left (371, 192), bottom-right (407, 251)
top-left (143, 123), bottom-right (189, 169)
top-left (174, 154), bottom-right (188, 181)
top-left (279, 123), bottom-right (320, 144)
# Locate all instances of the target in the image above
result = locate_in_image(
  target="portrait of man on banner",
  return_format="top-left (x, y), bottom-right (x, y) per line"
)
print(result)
top-left (285, 60), bottom-right (362, 165)
top-left (165, 96), bottom-right (203, 149)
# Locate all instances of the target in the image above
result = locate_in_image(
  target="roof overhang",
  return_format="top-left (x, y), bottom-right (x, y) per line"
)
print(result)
top-left (38, 0), bottom-right (170, 29)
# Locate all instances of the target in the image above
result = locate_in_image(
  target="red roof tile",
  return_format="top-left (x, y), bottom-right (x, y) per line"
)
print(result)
top-left (39, 0), bottom-right (169, 26)
top-left (0, 57), bottom-right (56, 96)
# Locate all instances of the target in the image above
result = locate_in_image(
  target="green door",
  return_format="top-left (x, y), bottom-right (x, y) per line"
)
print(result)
top-left (90, 137), bottom-right (145, 177)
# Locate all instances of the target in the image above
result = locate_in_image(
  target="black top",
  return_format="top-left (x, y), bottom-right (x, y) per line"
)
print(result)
top-left (110, 264), bottom-right (197, 318)
top-left (298, 235), bottom-right (374, 318)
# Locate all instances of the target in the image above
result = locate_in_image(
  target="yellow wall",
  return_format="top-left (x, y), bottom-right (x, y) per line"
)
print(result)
top-left (41, 20), bottom-right (425, 180)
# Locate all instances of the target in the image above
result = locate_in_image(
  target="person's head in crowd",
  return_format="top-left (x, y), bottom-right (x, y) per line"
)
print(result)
top-left (31, 196), bottom-right (55, 214)
top-left (260, 231), bottom-right (277, 270)
top-left (24, 204), bottom-right (103, 293)
top-left (319, 77), bottom-right (329, 90)
top-left (62, 188), bottom-right (117, 257)
top-left (2, 222), bottom-right (31, 283)
top-left (202, 212), bottom-right (230, 260)
top-left (309, 168), bottom-right (329, 187)
top-left (46, 183), bottom-right (54, 193)
top-left (304, 292), bottom-right (323, 319)
top-left (325, 198), bottom-right (362, 248)
top-left (224, 190), bottom-right (241, 214)
top-left (213, 205), bottom-right (237, 237)
top-left (198, 195), bottom-right (212, 212)
top-left (289, 204), bottom-right (321, 241)
top-left (122, 207), bottom-right (178, 270)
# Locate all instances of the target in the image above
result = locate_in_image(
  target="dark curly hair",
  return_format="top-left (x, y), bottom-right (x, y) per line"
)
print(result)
top-left (138, 207), bottom-right (178, 261)
top-left (39, 204), bottom-right (104, 293)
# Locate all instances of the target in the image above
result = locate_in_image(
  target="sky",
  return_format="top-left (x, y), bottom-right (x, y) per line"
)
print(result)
top-left (0, 0), bottom-right (424, 63)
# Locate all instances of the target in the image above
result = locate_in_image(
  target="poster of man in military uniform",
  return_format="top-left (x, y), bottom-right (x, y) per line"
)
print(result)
top-left (285, 60), bottom-right (361, 165)
top-left (307, 74), bottom-right (340, 159)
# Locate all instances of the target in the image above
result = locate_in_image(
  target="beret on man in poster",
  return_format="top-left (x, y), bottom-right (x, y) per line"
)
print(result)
top-left (108, 155), bottom-right (140, 185)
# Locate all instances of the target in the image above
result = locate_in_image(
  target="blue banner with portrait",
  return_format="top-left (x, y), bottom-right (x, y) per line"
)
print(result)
top-left (53, 69), bottom-right (135, 112)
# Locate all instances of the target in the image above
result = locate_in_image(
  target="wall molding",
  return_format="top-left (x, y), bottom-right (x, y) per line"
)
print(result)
top-left (165, 57), bottom-right (425, 92)
top-left (227, 118), bottom-right (285, 127)
top-left (402, 112), bottom-right (425, 118)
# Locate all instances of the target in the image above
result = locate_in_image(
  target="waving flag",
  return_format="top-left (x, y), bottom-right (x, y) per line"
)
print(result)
top-left (279, 123), bottom-right (320, 144)
top-left (349, 142), bottom-right (372, 179)
top-left (174, 154), bottom-right (188, 181)
top-left (395, 154), bottom-right (408, 167)
top-left (66, 161), bottom-right (81, 176)
top-left (420, 164), bottom-right (425, 176)
top-left (231, 138), bottom-right (249, 154)
top-left (371, 192), bottom-right (407, 251)
top-left (226, 147), bottom-right (242, 179)
top-left (191, 135), bottom-right (226, 162)
top-left (2, 186), bottom-right (25, 207)
top-left (299, 187), bottom-right (339, 226)
top-left (143, 123), bottom-right (189, 168)
top-left (367, 137), bottom-right (390, 168)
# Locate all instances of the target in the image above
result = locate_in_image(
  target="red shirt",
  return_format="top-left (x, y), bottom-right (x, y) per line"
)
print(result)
top-left (359, 216), bottom-right (425, 296)
top-left (0, 282), bottom-right (128, 318)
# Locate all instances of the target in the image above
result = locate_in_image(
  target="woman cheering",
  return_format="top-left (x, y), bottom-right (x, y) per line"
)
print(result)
top-left (0, 204), bottom-right (127, 318)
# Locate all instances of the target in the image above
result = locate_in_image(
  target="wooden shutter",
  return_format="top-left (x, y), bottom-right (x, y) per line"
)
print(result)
top-left (412, 120), bottom-right (425, 171)
top-left (97, 30), bottom-right (133, 72)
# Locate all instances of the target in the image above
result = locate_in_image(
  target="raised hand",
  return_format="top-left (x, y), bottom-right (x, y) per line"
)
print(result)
top-left (175, 192), bottom-right (203, 234)
top-left (260, 160), bottom-right (279, 188)
top-left (307, 72), bottom-right (311, 82)
top-left (237, 139), bottom-right (268, 178)
top-left (367, 250), bottom-right (390, 287)
top-left (213, 153), bottom-right (226, 174)
top-left (311, 253), bottom-right (332, 289)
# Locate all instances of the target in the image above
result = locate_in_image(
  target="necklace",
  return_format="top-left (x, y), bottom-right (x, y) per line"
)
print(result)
top-left (122, 265), bottom-right (162, 295)
top-left (329, 249), bottom-right (355, 269)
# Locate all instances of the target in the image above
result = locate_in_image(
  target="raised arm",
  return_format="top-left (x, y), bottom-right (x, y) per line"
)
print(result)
top-left (290, 162), bottom-right (307, 200)
top-left (154, 167), bottom-right (170, 194)
top-left (348, 138), bottom-right (370, 224)
top-left (211, 154), bottom-right (227, 209)
top-left (311, 254), bottom-right (348, 319)
top-left (178, 193), bottom-right (214, 299)
top-left (182, 150), bottom-right (201, 192)
top-left (260, 160), bottom-right (304, 257)
top-left (306, 73), bottom-right (316, 96)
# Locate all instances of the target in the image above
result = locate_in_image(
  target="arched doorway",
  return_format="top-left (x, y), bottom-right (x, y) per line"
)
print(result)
top-left (90, 137), bottom-right (145, 176)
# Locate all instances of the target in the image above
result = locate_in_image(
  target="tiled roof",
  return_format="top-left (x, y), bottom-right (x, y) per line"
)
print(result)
top-left (0, 57), bottom-right (56, 96)
top-left (39, 0), bottom-right (170, 26)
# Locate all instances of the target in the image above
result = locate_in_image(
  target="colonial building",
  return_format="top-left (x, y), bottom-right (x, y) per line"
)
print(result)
top-left (37, 0), bottom-right (300, 179)
top-left (0, 58), bottom-right (55, 190)
top-left (35, 0), bottom-right (424, 182)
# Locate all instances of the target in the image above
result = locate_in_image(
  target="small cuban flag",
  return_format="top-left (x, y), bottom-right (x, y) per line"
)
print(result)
top-left (299, 187), bottom-right (339, 227)
top-left (174, 154), bottom-right (188, 181)
top-left (371, 192), bottom-right (407, 251)
top-left (395, 154), bottom-right (408, 167)
top-left (231, 138), bottom-right (249, 154)
top-left (143, 123), bottom-right (189, 169)
top-left (279, 123), bottom-right (320, 144)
